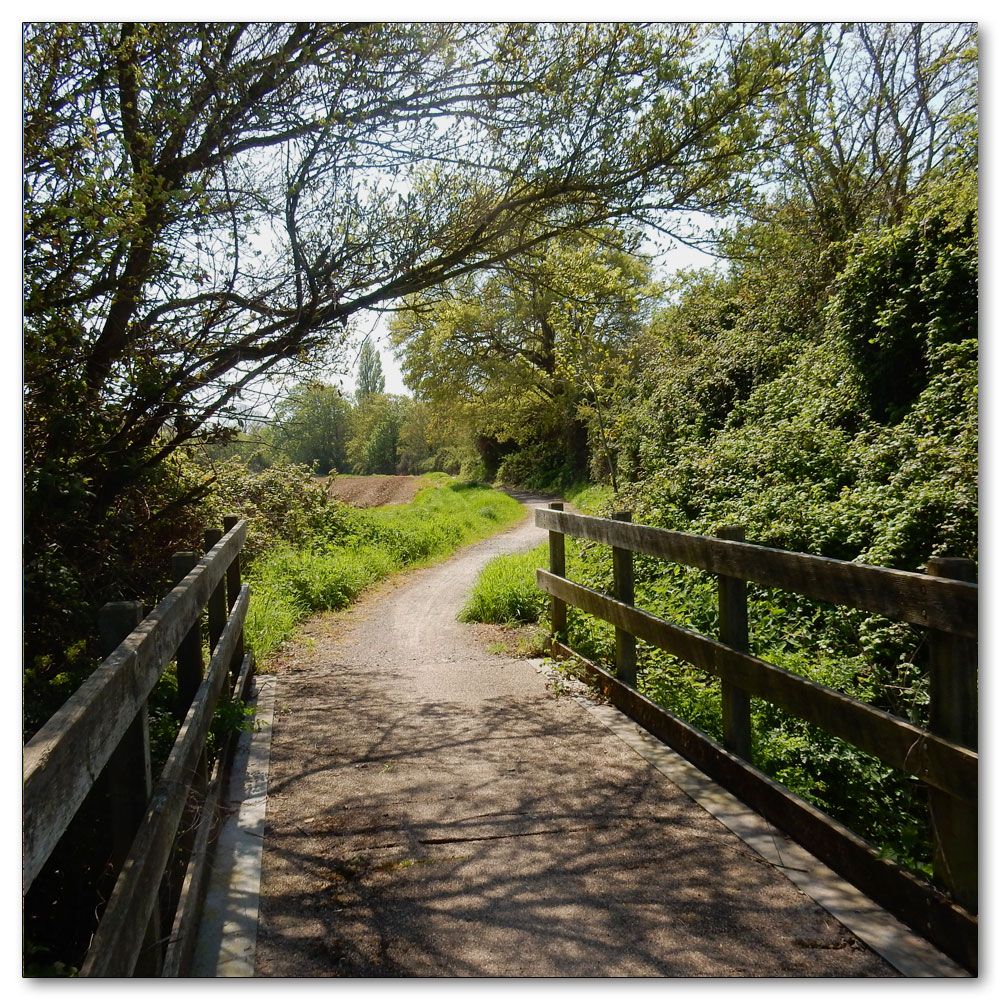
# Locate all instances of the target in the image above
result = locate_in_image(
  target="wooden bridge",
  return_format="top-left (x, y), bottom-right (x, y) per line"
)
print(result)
top-left (21, 505), bottom-right (977, 976)
top-left (534, 503), bottom-right (977, 971)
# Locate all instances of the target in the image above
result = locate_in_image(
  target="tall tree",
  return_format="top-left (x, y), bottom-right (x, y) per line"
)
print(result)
top-left (23, 20), bottom-right (797, 668)
top-left (748, 23), bottom-right (977, 248)
top-left (355, 340), bottom-right (386, 399)
top-left (390, 226), bottom-right (655, 486)
top-left (347, 394), bottom-right (407, 475)
top-left (271, 382), bottom-right (352, 472)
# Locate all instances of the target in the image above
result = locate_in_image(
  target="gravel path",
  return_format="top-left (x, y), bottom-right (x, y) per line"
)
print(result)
top-left (252, 496), bottom-right (897, 977)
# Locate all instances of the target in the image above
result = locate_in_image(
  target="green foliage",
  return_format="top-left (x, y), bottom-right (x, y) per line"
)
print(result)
top-left (454, 163), bottom-right (976, 879)
top-left (828, 171), bottom-right (978, 422)
top-left (563, 483), bottom-right (614, 514)
top-left (245, 479), bottom-right (524, 661)
top-left (347, 393), bottom-right (409, 475)
top-left (459, 545), bottom-right (550, 625)
top-left (271, 382), bottom-right (352, 473)
top-left (208, 698), bottom-right (258, 762)
top-left (201, 458), bottom-right (358, 564)
top-left (24, 446), bottom-right (215, 690)
top-left (355, 341), bottom-right (386, 399)
top-left (391, 226), bottom-right (657, 490)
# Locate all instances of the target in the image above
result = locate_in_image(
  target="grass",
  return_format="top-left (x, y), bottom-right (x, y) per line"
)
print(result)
top-left (245, 478), bottom-right (525, 661)
top-left (563, 481), bottom-right (614, 513)
top-left (458, 543), bottom-right (550, 625)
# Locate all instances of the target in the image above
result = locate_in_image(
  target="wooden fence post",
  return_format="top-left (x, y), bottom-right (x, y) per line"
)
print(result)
top-left (204, 528), bottom-right (227, 656)
top-left (98, 601), bottom-right (151, 869)
top-left (926, 556), bottom-right (978, 913)
top-left (172, 551), bottom-right (204, 719)
top-left (612, 511), bottom-right (637, 686)
top-left (717, 526), bottom-right (752, 761)
top-left (223, 515), bottom-right (245, 678)
top-left (548, 503), bottom-right (567, 637)
top-left (97, 600), bottom-right (161, 975)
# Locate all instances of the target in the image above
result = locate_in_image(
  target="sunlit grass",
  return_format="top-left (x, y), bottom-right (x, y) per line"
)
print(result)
top-left (458, 544), bottom-right (550, 625)
top-left (246, 480), bottom-right (524, 660)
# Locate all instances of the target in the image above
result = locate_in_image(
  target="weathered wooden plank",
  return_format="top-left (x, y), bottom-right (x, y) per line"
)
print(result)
top-left (612, 511), bottom-right (637, 686)
top-left (223, 515), bottom-right (246, 677)
top-left (79, 587), bottom-right (250, 977)
top-left (535, 508), bottom-right (977, 638)
top-left (717, 526), bottom-right (751, 760)
top-left (22, 521), bottom-right (247, 893)
top-left (536, 571), bottom-right (977, 803)
top-left (926, 558), bottom-right (978, 914)
top-left (549, 639), bottom-right (977, 973)
top-left (547, 502), bottom-right (567, 636)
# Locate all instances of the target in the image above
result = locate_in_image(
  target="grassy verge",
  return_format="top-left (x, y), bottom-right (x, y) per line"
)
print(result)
top-left (245, 479), bottom-right (524, 661)
top-left (458, 544), bottom-right (550, 625)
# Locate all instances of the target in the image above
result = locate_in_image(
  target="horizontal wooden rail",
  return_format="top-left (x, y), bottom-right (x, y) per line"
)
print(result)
top-left (23, 521), bottom-right (247, 892)
top-left (535, 508), bottom-right (977, 638)
top-left (79, 586), bottom-right (250, 977)
top-left (536, 571), bottom-right (977, 802)
top-left (550, 639), bottom-right (978, 974)
top-left (535, 504), bottom-right (977, 969)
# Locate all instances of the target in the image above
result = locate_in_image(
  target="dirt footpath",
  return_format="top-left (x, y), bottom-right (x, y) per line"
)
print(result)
top-left (253, 498), bottom-right (897, 977)
top-left (325, 474), bottom-right (425, 508)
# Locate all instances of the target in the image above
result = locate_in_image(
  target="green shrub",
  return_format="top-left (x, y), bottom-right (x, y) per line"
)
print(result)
top-left (200, 457), bottom-right (361, 563)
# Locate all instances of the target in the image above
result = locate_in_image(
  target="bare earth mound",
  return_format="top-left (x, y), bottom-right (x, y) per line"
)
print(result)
top-left (325, 474), bottom-right (426, 508)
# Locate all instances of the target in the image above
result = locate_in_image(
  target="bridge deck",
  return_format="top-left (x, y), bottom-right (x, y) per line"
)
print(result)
top-left (193, 504), bottom-right (964, 978)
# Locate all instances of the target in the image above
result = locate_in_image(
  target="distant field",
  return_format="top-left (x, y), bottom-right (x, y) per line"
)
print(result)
top-left (324, 474), bottom-right (427, 508)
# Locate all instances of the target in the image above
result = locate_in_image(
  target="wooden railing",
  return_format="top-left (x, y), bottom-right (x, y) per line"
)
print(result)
top-left (535, 503), bottom-right (978, 971)
top-left (23, 516), bottom-right (252, 977)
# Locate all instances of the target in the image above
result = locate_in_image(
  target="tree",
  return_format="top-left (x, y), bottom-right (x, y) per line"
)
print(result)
top-left (347, 394), bottom-right (407, 475)
top-left (747, 23), bottom-right (977, 249)
top-left (271, 382), bottom-right (352, 472)
top-left (355, 340), bottom-right (386, 399)
top-left (390, 226), bottom-right (655, 488)
top-left (396, 400), bottom-right (436, 475)
top-left (22, 20), bottom-right (798, 670)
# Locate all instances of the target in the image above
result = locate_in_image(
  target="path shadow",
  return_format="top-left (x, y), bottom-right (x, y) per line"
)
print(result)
top-left (255, 680), bottom-right (896, 978)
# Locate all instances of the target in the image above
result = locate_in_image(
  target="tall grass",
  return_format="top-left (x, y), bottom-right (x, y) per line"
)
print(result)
top-left (246, 480), bottom-right (524, 660)
top-left (458, 544), bottom-right (550, 624)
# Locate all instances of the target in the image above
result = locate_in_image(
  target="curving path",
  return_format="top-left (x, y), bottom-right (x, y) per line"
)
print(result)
top-left (246, 496), bottom-right (905, 977)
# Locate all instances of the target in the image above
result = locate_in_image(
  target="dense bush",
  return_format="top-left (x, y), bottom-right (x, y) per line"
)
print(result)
top-left (199, 458), bottom-right (362, 563)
